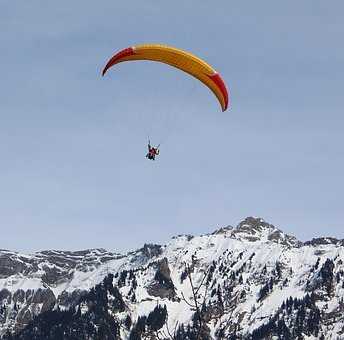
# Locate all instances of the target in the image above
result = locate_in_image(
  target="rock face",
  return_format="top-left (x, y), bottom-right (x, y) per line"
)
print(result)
top-left (304, 237), bottom-right (343, 246)
top-left (0, 249), bottom-right (123, 282)
top-left (1, 217), bottom-right (344, 340)
top-left (147, 258), bottom-right (176, 300)
top-left (140, 244), bottom-right (163, 259)
top-left (232, 216), bottom-right (302, 247)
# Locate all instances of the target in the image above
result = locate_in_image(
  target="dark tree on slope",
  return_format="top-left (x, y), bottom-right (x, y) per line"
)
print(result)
top-left (128, 305), bottom-right (168, 340)
top-left (319, 258), bottom-right (335, 296)
top-left (175, 324), bottom-right (199, 340)
top-left (257, 278), bottom-right (273, 302)
top-left (146, 304), bottom-right (167, 332)
top-left (124, 315), bottom-right (132, 330)
top-left (129, 316), bottom-right (147, 340)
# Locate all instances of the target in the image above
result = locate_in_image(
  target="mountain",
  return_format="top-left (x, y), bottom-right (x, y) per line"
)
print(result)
top-left (1, 217), bottom-right (344, 339)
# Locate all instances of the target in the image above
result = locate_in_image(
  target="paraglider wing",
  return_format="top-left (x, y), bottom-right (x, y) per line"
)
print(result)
top-left (102, 44), bottom-right (229, 111)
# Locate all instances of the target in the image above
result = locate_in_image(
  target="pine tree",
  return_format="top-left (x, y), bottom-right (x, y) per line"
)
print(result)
top-left (146, 305), bottom-right (167, 331)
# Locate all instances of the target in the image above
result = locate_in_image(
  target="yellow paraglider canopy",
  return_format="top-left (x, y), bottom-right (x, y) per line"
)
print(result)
top-left (102, 44), bottom-right (229, 111)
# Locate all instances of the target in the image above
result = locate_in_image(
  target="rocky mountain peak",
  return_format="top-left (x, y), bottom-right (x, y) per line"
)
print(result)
top-left (230, 216), bottom-right (302, 247)
top-left (237, 216), bottom-right (270, 230)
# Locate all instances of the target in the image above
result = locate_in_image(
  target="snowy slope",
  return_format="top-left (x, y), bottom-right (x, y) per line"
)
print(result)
top-left (1, 217), bottom-right (344, 339)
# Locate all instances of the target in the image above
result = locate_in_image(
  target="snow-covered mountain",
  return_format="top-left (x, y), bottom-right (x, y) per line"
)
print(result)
top-left (1, 217), bottom-right (344, 339)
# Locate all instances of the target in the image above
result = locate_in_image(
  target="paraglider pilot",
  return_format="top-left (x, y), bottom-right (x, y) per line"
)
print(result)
top-left (146, 140), bottom-right (160, 160)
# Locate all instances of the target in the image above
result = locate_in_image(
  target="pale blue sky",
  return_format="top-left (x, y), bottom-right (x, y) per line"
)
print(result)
top-left (1, 1), bottom-right (343, 252)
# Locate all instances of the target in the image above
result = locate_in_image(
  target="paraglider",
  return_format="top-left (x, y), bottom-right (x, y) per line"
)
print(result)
top-left (102, 44), bottom-right (229, 111)
top-left (146, 140), bottom-right (160, 161)
top-left (102, 44), bottom-right (230, 161)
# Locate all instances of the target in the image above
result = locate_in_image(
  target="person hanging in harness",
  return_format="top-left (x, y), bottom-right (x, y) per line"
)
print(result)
top-left (146, 140), bottom-right (160, 160)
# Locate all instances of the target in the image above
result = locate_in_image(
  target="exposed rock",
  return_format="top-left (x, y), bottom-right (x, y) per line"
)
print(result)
top-left (140, 244), bottom-right (163, 259)
top-left (57, 290), bottom-right (87, 308)
top-left (0, 255), bottom-right (28, 278)
top-left (147, 258), bottom-right (176, 300)
top-left (232, 216), bottom-right (301, 247)
top-left (212, 225), bottom-right (233, 235)
top-left (304, 237), bottom-right (342, 246)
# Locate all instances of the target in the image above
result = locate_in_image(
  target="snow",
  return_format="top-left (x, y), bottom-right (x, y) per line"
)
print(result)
top-left (1, 218), bottom-right (344, 338)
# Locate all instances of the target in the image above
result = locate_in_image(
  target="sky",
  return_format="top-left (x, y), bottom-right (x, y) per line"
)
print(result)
top-left (1, 1), bottom-right (343, 253)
